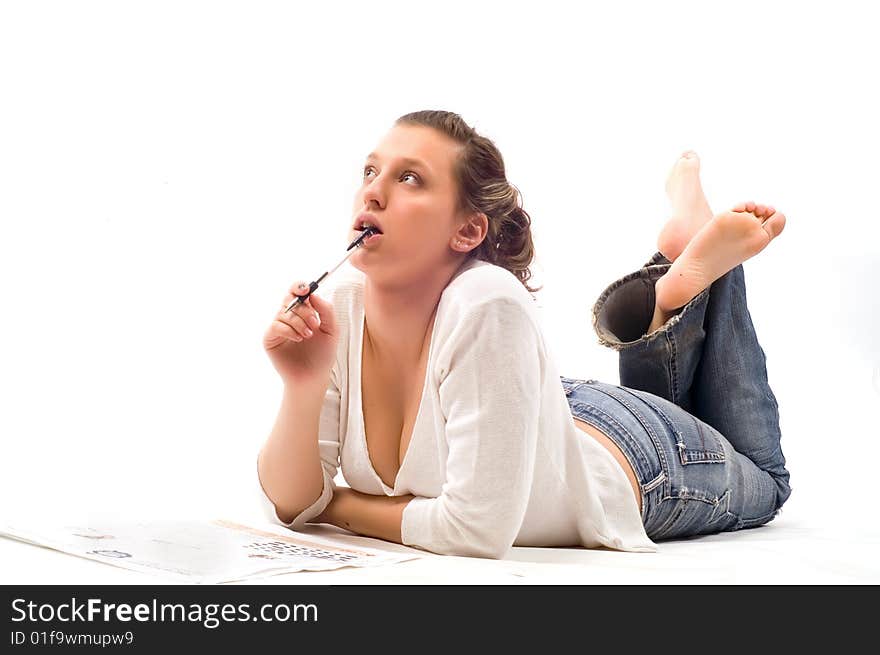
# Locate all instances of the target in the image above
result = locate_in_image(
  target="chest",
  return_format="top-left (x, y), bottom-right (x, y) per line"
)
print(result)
top-left (360, 341), bottom-right (430, 489)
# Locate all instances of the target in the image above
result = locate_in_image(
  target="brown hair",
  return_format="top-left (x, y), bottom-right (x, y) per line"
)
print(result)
top-left (395, 110), bottom-right (542, 296)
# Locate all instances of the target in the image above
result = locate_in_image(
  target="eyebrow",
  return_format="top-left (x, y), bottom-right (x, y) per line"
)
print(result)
top-left (365, 152), bottom-right (432, 174)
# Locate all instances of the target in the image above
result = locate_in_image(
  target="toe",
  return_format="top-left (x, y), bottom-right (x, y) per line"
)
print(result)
top-left (755, 204), bottom-right (767, 217)
top-left (762, 211), bottom-right (786, 238)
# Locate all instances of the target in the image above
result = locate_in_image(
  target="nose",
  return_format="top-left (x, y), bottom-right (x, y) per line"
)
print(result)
top-left (360, 171), bottom-right (389, 209)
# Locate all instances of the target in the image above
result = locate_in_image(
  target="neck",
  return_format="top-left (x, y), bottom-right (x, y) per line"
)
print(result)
top-left (363, 258), bottom-right (471, 363)
top-left (363, 279), bottom-right (440, 365)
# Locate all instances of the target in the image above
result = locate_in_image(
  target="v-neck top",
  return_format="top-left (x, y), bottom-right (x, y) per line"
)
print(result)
top-left (256, 257), bottom-right (657, 558)
top-left (358, 302), bottom-right (436, 493)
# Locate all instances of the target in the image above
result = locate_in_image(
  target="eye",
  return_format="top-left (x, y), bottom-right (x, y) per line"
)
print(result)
top-left (363, 166), bottom-right (420, 185)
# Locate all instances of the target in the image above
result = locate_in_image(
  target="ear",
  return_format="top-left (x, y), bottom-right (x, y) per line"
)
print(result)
top-left (456, 211), bottom-right (489, 245)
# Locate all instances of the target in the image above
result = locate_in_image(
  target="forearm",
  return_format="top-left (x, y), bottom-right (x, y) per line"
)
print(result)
top-left (258, 379), bottom-right (330, 523)
top-left (310, 487), bottom-right (414, 544)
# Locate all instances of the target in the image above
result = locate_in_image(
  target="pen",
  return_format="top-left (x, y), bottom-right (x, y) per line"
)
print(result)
top-left (284, 226), bottom-right (379, 313)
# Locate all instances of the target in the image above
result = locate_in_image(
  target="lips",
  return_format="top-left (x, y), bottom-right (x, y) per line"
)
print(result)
top-left (359, 231), bottom-right (382, 247)
top-left (353, 213), bottom-right (384, 234)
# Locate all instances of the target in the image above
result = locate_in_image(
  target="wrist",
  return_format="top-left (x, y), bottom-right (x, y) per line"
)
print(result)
top-left (283, 375), bottom-right (331, 397)
top-left (311, 487), bottom-right (350, 527)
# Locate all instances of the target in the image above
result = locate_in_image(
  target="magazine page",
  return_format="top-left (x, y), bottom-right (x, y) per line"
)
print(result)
top-left (0, 518), bottom-right (421, 584)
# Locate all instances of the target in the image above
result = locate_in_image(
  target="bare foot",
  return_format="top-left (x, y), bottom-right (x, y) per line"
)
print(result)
top-left (657, 151), bottom-right (714, 262)
top-left (654, 201), bottom-right (787, 313)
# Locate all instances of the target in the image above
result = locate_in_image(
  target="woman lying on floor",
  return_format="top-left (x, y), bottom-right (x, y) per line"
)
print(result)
top-left (256, 109), bottom-right (791, 559)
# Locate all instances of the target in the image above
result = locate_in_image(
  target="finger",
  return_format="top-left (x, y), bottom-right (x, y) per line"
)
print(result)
top-left (269, 320), bottom-right (304, 342)
top-left (304, 293), bottom-right (333, 332)
top-left (274, 309), bottom-right (315, 339)
top-left (283, 283), bottom-right (315, 312)
top-left (279, 293), bottom-right (321, 330)
top-left (288, 281), bottom-right (313, 301)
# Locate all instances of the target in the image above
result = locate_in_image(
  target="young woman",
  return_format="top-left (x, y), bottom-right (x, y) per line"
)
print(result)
top-left (256, 110), bottom-right (791, 558)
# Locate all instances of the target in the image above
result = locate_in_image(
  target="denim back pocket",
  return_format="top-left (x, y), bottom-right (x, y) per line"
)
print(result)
top-left (617, 387), bottom-right (726, 466)
top-left (674, 415), bottom-right (726, 465)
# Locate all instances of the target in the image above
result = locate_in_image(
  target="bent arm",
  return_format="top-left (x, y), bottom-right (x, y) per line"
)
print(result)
top-left (301, 298), bottom-right (544, 558)
top-left (258, 375), bottom-right (337, 525)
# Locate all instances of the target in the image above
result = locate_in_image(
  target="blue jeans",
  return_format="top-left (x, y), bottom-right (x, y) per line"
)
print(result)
top-left (561, 252), bottom-right (792, 540)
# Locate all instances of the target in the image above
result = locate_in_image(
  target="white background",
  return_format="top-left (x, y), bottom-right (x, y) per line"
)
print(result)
top-left (1, 1), bottom-right (877, 533)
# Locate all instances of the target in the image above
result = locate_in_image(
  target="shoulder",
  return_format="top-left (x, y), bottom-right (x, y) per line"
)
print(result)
top-left (433, 261), bottom-right (547, 383)
top-left (441, 258), bottom-right (540, 327)
top-left (433, 259), bottom-right (545, 363)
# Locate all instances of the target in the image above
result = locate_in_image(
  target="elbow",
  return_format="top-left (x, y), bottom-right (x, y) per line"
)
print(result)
top-left (268, 490), bottom-right (333, 530)
top-left (468, 540), bottom-right (511, 560)
top-left (402, 496), bottom-right (520, 560)
top-left (260, 482), bottom-right (320, 528)
top-left (414, 538), bottom-right (510, 560)
top-left (258, 469), bottom-right (335, 529)
top-left (443, 517), bottom-right (516, 560)
top-left (446, 534), bottom-right (512, 560)
top-left (271, 504), bottom-right (298, 526)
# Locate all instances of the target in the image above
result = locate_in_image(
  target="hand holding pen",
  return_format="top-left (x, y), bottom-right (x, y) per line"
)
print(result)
top-left (282, 226), bottom-right (379, 313)
top-left (262, 227), bottom-right (379, 385)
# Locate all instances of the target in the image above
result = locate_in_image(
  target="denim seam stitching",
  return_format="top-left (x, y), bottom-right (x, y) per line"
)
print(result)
top-left (642, 474), bottom-right (666, 494)
top-left (583, 385), bottom-right (669, 495)
top-left (738, 507), bottom-right (779, 528)
top-left (652, 493), bottom-right (733, 540)
top-left (707, 489), bottom-right (733, 525)
top-left (687, 418), bottom-right (726, 462)
top-left (666, 329), bottom-right (679, 406)
top-left (674, 491), bottom-right (725, 505)
top-left (605, 386), bottom-right (675, 479)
